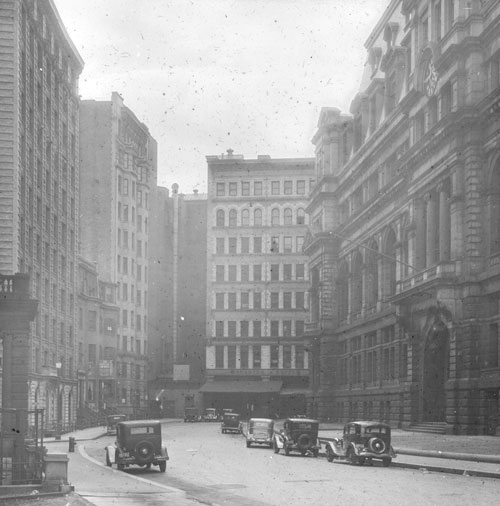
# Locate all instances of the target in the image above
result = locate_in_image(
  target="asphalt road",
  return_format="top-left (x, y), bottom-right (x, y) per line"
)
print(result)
top-left (64, 420), bottom-right (500, 506)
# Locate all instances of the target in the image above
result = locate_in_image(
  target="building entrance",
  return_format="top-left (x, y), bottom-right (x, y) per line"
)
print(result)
top-left (422, 320), bottom-right (448, 422)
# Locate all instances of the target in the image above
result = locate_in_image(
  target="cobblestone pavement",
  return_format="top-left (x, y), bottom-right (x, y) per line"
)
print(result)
top-left (2, 492), bottom-right (94, 506)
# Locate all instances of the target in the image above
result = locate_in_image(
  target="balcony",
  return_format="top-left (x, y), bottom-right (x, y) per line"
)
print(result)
top-left (40, 365), bottom-right (58, 377)
top-left (0, 273), bottom-right (30, 297)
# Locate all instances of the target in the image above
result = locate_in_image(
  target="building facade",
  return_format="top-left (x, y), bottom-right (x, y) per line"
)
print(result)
top-left (306, 0), bottom-right (500, 434)
top-left (79, 93), bottom-right (156, 416)
top-left (148, 184), bottom-right (207, 417)
top-left (204, 151), bottom-right (315, 418)
top-left (77, 258), bottom-right (119, 420)
top-left (0, 0), bottom-right (83, 429)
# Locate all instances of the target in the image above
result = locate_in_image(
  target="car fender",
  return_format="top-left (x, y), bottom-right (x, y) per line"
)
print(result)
top-left (105, 445), bottom-right (116, 464)
top-left (161, 445), bottom-right (170, 460)
top-left (348, 442), bottom-right (362, 456)
top-left (325, 440), bottom-right (339, 456)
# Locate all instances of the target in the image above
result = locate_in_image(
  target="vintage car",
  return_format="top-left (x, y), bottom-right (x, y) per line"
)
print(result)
top-left (221, 412), bottom-right (242, 434)
top-left (202, 408), bottom-right (219, 422)
top-left (246, 418), bottom-right (274, 448)
top-left (324, 421), bottom-right (396, 467)
top-left (106, 414), bottom-right (126, 435)
top-left (184, 407), bottom-right (200, 422)
top-left (273, 418), bottom-right (321, 457)
top-left (105, 420), bottom-right (169, 472)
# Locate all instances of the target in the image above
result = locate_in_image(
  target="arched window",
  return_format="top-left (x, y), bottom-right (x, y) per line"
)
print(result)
top-left (216, 209), bottom-right (225, 227)
top-left (366, 240), bottom-right (379, 308)
top-left (271, 208), bottom-right (280, 226)
top-left (241, 209), bottom-right (250, 227)
top-left (297, 208), bottom-right (305, 225)
top-left (382, 228), bottom-right (397, 298)
top-left (254, 208), bottom-right (262, 226)
top-left (351, 251), bottom-right (363, 315)
top-left (284, 208), bottom-right (293, 225)
top-left (229, 209), bottom-right (237, 227)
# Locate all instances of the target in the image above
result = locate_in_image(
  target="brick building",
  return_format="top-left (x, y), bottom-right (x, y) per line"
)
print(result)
top-left (79, 92), bottom-right (156, 416)
top-left (0, 0), bottom-right (83, 429)
top-left (203, 151), bottom-right (315, 418)
top-left (306, 0), bottom-right (500, 434)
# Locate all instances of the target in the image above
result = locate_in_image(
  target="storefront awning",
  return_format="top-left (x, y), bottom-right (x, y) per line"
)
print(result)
top-left (280, 388), bottom-right (309, 396)
top-left (200, 380), bottom-right (283, 394)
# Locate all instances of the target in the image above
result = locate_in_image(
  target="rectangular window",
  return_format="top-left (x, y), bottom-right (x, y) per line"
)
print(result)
top-left (271, 181), bottom-right (280, 195)
top-left (252, 345), bottom-right (261, 368)
top-left (253, 292), bottom-right (261, 309)
top-left (88, 311), bottom-right (97, 331)
top-left (283, 264), bottom-right (292, 280)
top-left (240, 346), bottom-right (249, 368)
top-left (228, 292), bottom-right (236, 310)
top-left (240, 320), bottom-right (249, 338)
top-left (215, 293), bottom-right (225, 309)
top-left (271, 321), bottom-right (279, 337)
top-left (270, 345), bottom-right (279, 367)
top-left (242, 181), bottom-right (250, 196)
top-left (227, 345), bottom-right (236, 368)
top-left (253, 237), bottom-right (262, 253)
top-left (271, 237), bottom-right (279, 253)
top-left (241, 265), bottom-right (249, 282)
top-left (215, 321), bottom-right (224, 337)
top-left (241, 237), bottom-right (250, 254)
top-left (488, 323), bottom-right (499, 368)
top-left (216, 238), bottom-right (225, 254)
top-left (297, 180), bottom-right (306, 195)
top-left (295, 345), bottom-right (304, 368)
top-left (271, 292), bottom-right (279, 309)
top-left (296, 264), bottom-right (305, 280)
top-left (254, 181), bottom-right (263, 196)
top-left (283, 320), bottom-right (292, 337)
top-left (271, 264), bottom-right (280, 281)
top-left (216, 265), bottom-right (224, 282)
top-left (241, 291), bottom-right (249, 309)
top-left (253, 321), bottom-right (262, 337)
top-left (216, 183), bottom-right (225, 196)
top-left (227, 321), bottom-right (236, 337)
top-left (228, 265), bottom-right (237, 281)
top-left (229, 182), bottom-right (237, 196)
top-left (296, 292), bottom-right (305, 309)
top-left (296, 236), bottom-right (304, 253)
top-left (228, 237), bottom-right (237, 254)
top-left (283, 346), bottom-right (292, 368)
top-left (253, 264), bottom-right (262, 281)
top-left (284, 236), bottom-right (292, 253)
top-left (283, 292), bottom-right (292, 309)
top-left (215, 345), bottom-right (224, 367)
top-left (295, 320), bottom-right (304, 336)
top-left (284, 180), bottom-right (293, 195)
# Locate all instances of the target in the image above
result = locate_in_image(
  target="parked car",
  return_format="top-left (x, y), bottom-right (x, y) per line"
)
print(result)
top-left (184, 407), bottom-right (200, 422)
top-left (220, 408), bottom-right (233, 420)
top-left (324, 421), bottom-right (396, 467)
top-left (246, 418), bottom-right (274, 448)
top-left (106, 414), bottom-right (126, 435)
top-left (221, 412), bottom-right (242, 434)
top-left (105, 420), bottom-right (169, 472)
top-left (273, 418), bottom-right (320, 457)
top-left (202, 408), bottom-right (219, 422)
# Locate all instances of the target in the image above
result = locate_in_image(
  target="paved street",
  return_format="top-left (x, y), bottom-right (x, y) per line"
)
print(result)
top-left (64, 421), bottom-right (500, 506)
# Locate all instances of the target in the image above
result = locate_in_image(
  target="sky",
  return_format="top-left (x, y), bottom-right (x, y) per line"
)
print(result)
top-left (54, 0), bottom-right (387, 193)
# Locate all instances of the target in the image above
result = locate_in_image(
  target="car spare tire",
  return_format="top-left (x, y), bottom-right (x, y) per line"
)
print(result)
top-left (297, 433), bottom-right (312, 451)
top-left (135, 440), bottom-right (155, 463)
top-left (368, 437), bottom-right (386, 454)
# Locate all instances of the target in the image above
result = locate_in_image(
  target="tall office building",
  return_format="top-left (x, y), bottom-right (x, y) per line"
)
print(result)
top-left (203, 151), bottom-right (315, 418)
top-left (79, 92), bottom-right (157, 416)
top-left (0, 0), bottom-right (83, 428)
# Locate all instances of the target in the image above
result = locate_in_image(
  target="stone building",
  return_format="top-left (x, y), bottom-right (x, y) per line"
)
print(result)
top-left (203, 151), bottom-right (315, 418)
top-left (79, 93), bottom-right (156, 416)
top-left (0, 0), bottom-right (83, 429)
top-left (76, 258), bottom-right (119, 418)
top-left (148, 185), bottom-right (207, 417)
top-left (306, 0), bottom-right (500, 434)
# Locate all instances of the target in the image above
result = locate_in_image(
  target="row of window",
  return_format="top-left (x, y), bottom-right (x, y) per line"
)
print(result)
top-left (215, 179), bottom-right (313, 197)
top-left (116, 282), bottom-right (147, 307)
top-left (215, 207), bottom-right (306, 227)
top-left (117, 174), bottom-right (149, 207)
top-left (118, 203), bottom-right (149, 223)
top-left (117, 256), bottom-right (147, 280)
top-left (35, 313), bottom-right (74, 344)
top-left (120, 309), bottom-right (147, 332)
top-left (213, 344), bottom-right (307, 369)
top-left (213, 319), bottom-right (305, 338)
top-left (214, 263), bottom-right (305, 283)
top-left (214, 291), bottom-right (306, 310)
top-left (118, 335), bottom-right (147, 356)
top-left (117, 150), bottom-right (150, 184)
top-left (215, 236), bottom-right (305, 255)
top-left (116, 362), bottom-right (144, 380)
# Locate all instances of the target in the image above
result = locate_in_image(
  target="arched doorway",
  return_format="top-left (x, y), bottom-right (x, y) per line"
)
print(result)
top-left (422, 318), bottom-right (448, 422)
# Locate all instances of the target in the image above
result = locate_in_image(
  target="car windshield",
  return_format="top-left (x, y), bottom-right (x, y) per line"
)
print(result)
top-left (364, 426), bottom-right (388, 435)
top-left (130, 426), bottom-right (156, 435)
top-left (252, 421), bottom-right (272, 428)
top-left (292, 422), bottom-right (317, 430)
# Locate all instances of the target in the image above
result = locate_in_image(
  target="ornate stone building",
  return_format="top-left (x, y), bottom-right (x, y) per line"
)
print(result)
top-left (306, 0), bottom-right (500, 434)
top-left (0, 0), bottom-right (83, 430)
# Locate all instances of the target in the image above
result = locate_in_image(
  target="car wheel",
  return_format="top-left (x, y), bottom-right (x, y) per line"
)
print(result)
top-left (326, 447), bottom-right (334, 463)
top-left (246, 441), bottom-right (251, 448)
top-left (312, 449), bottom-right (319, 458)
top-left (297, 433), bottom-right (312, 453)
top-left (382, 458), bottom-right (391, 467)
top-left (117, 460), bottom-right (124, 471)
top-left (273, 440), bottom-right (279, 454)
top-left (159, 461), bottom-right (166, 472)
top-left (145, 463), bottom-right (151, 470)
top-left (347, 447), bottom-right (360, 466)
top-left (135, 440), bottom-right (154, 465)
top-left (105, 451), bottom-right (111, 467)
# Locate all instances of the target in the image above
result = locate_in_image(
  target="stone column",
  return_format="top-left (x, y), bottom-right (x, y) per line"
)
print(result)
top-left (415, 198), bottom-right (426, 269)
top-left (426, 191), bottom-right (439, 266)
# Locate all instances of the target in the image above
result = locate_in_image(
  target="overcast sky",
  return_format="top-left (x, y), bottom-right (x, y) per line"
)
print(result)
top-left (55, 0), bottom-right (387, 193)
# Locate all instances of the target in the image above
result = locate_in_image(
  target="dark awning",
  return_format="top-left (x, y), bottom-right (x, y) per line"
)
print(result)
top-left (199, 380), bottom-right (283, 394)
